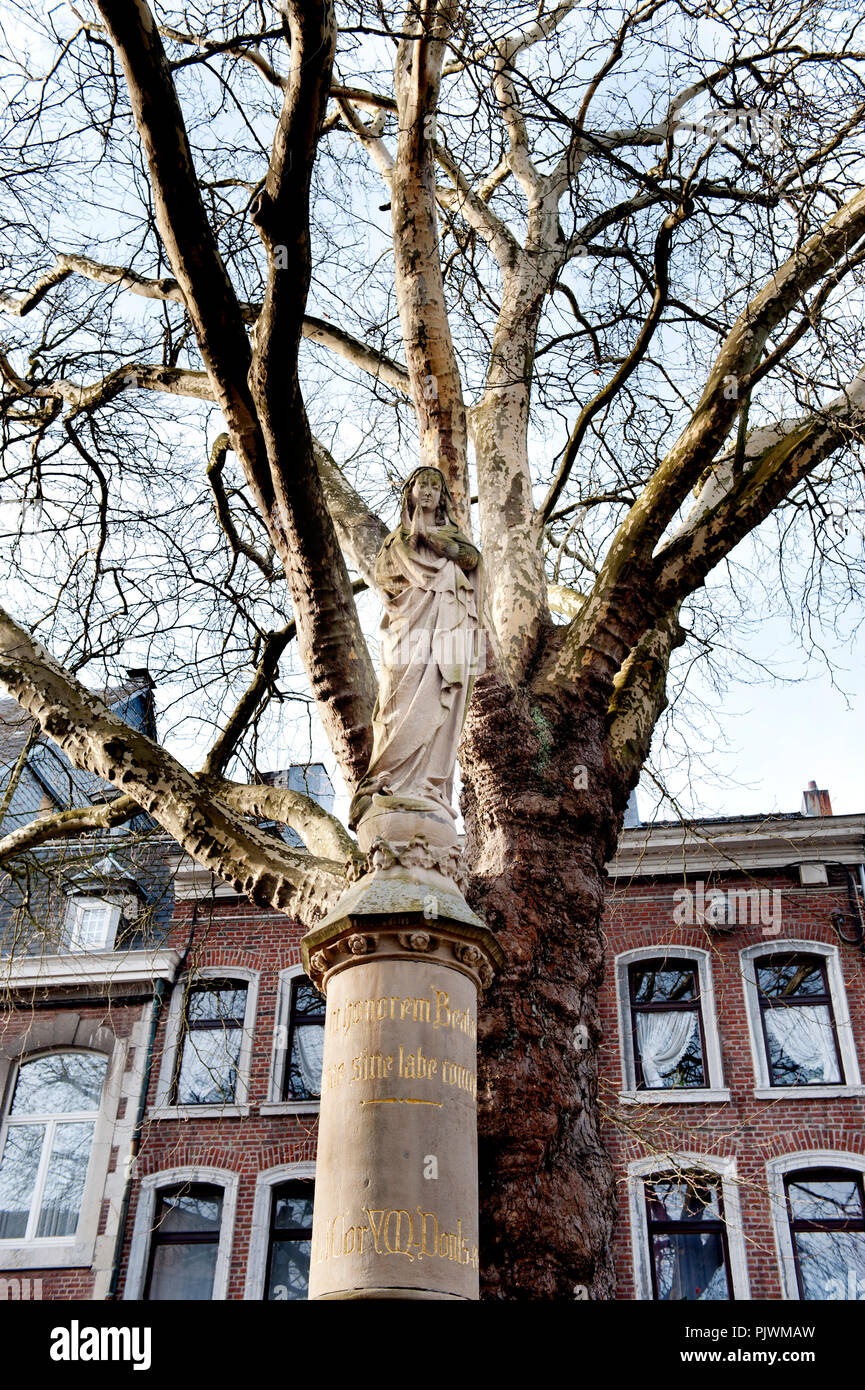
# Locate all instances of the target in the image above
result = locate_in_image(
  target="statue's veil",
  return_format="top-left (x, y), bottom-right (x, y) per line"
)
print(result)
top-left (399, 466), bottom-right (460, 531)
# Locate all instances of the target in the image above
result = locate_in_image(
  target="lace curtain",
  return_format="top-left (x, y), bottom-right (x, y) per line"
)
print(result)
top-left (636, 1011), bottom-right (697, 1087)
top-left (764, 1005), bottom-right (839, 1083)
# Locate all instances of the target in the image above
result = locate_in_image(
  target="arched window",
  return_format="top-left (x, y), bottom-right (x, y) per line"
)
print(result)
top-left (615, 948), bottom-right (728, 1101)
top-left (628, 1154), bottom-right (750, 1300)
top-left (264, 1181), bottom-right (315, 1300)
top-left (785, 1168), bottom-right (865, 1299)
top-left (124, 1166), bottom-right (239, 1301)
top-left (740, 942), bottom-right (862, 1096)
top-left (144, 1183), bottom-right (225, 1301)
top-left (0, 1052), bottom-right (108, 1242)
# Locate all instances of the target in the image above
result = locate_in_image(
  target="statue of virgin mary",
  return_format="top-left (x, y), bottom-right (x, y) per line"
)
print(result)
top-left (349, 466), bottom-right (482, 830)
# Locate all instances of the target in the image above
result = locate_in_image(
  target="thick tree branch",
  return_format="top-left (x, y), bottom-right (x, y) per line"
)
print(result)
top-left (0, 607), bottom-right (346, 920)
top-left (0, 794), bottom-right (139, 866)
top-left (245, 0), bottom-right (376, 786)
top-left (94, 0), bottom-right (272, 513)
top-left (606, 606), bottom-right (686, 786)
top-left (0, 351), bottom-right (212, 416)
top-left (548, 180), bottom-right (865, 690)
top-left (210, 780), bottom-right (357, 863)
top-left (651, 373), bottom-right (865, 609)
top-left (390, 0), bottom-right (470, 528)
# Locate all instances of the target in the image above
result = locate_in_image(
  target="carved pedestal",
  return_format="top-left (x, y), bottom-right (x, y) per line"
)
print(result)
top-left (302, 858), bottom-right (502, 1300)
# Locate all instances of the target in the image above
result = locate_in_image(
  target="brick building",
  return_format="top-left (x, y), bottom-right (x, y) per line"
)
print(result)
top-left (2, 687), bottom-right (864, 1301)
top-left (602, 795), bottom-right (865, 1301)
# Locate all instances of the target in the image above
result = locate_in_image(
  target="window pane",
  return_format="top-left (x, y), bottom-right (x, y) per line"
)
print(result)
top-left (187, 984), bottom-right (247, 1025)
top-left (176, 1028), bottom-right (242, 1105)
top-left (36, 1121), bottom-right (94, 1238)
top-left (65, 898), bottom-right (116, 952)
top-left (764, 1005), bottom-right (840, 1085)
top-left (0, 1123), bottom-right (45, 1239)
top-left (632, 964), bottom-right (697, 1003)
top-left (635, 1011), bottom-right (704, 1088)
top-left (156, 1185), bottom-right (223, 1234)
top-left (273, 1186), bottom-right (315, 1231)
top-left (267, 1238), bottom-right (311, 1300)
top-left (757, 959), bottom-right (825, 998)
top-left (788, 1176), bottom-right (864, 1222)
top-left (652, 1230), bottom-right (730, 1300)
top-left (291, 980), bottom-right (325, 1019)
top-left (794, 1231), bottom-right (865, 1300)
top-left (647, 1177), bottom-right (722, 1222)
top-left (147, 1241), bottom-right (219, 1301)
top-left (11, 1053), bottom-right (107, 1116)
top-left (286, 1025), bottom-right (324, 1100)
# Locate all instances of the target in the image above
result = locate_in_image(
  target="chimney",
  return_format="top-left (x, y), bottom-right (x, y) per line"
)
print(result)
top-left (802, 780), bottom-right (833, 817)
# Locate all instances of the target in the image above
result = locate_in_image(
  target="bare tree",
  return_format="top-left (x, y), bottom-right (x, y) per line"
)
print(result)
top-left (1, 0), bottom-right (865, 1297)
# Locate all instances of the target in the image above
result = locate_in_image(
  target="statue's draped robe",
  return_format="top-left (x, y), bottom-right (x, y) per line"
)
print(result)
top-left (356, 524), bottom-right (481, 818)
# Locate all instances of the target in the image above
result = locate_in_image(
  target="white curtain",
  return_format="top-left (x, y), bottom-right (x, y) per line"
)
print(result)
top-left (295, 1027), bottom-right (324, 1094)
top-left (636, 1011), bottom-right (697, 1087)
top-left (764, 1005), bottom-right (839, 1082)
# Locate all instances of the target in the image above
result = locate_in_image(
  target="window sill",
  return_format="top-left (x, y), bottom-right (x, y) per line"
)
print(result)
top-left (259, 1101), bottom-right (320, 1116)
top-left (753, 1084), bottom-right (865, 1100)
top-left (148, 1104), bottom-right (251, 1120)
top-left (0, 1238), bottom-right (95, 1270)
top-left (619, 1088), bottom-right (731, 1105)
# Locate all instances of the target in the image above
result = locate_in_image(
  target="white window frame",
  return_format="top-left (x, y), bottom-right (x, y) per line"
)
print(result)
top-left (0, 1044), bottom-right (125, 1271)
top-left (740, 940), bottom-right (864, 1098)
top-left (62, 895), bottom-right (121, 953)
top-left (767, 1150), bottom-right (865, 1300)
top-left (123, 1165), bottom-right (239, 1301)
top-left (628, 1152), bottom-right (751, 1301)
top-left (615, 946), bottom-right (729, 1103)
top-left (260, 965), bottom-right (322, 1116)
top-left (152, 966), bottom-right (259, 1118)
top-left (243, 1161), bottom-right (316, 1299)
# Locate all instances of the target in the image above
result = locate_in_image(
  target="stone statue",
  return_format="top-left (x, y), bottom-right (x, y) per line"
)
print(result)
top-left (349, 466), bottom-right (481, 833)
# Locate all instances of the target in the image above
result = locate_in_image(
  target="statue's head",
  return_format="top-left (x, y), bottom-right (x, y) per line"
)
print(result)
top-left (400, 466), bottom-right (458, 530)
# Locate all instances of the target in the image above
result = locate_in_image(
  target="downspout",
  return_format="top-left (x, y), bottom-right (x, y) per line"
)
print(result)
top-left (106, 902), bottom-right (199, 1299)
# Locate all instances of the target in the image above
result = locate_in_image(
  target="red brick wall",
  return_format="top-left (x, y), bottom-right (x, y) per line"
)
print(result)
top-left (599, 866), bottom-right (865, 1299)
top-left (117, 898), bottom-right (318, 1300)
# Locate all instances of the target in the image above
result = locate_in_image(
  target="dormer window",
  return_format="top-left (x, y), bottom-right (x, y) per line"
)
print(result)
top-left (63, 896), bottom-right (121, 953)
top-left (61, 853), bottom-right (142, 955)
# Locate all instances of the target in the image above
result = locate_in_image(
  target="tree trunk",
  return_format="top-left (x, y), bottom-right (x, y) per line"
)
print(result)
top-left (461, 662), bottom-right (620, 1299)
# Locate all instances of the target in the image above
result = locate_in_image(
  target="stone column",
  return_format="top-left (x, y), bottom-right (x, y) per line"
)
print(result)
top-left (302, 819), bottom-right (502, 1301)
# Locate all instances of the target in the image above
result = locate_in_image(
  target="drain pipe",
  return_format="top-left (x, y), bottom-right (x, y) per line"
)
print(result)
top-left (106, 903), bottom-right (199, 1300)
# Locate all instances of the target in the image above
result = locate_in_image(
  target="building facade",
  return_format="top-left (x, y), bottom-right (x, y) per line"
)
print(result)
top-left (1, 703), bottom-right (864, 1300)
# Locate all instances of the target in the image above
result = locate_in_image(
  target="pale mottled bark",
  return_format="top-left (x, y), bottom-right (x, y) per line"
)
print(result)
top-left (390, 1), bottom-right (470, 529)
top-left (0, 607), bottom-right (346, 922)
top-left (0, 795), bottom-right (139, 866)
top-left (549, 182), bottom-right (865, 691)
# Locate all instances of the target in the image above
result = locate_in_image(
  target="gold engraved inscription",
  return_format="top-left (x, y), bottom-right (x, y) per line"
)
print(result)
top-left (329, 987), bottom-right (476, 1041)
top-left (313, 1206), bottom-right (479, 1270)
top-left (324, 1048), bottom-right (477, 1101)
